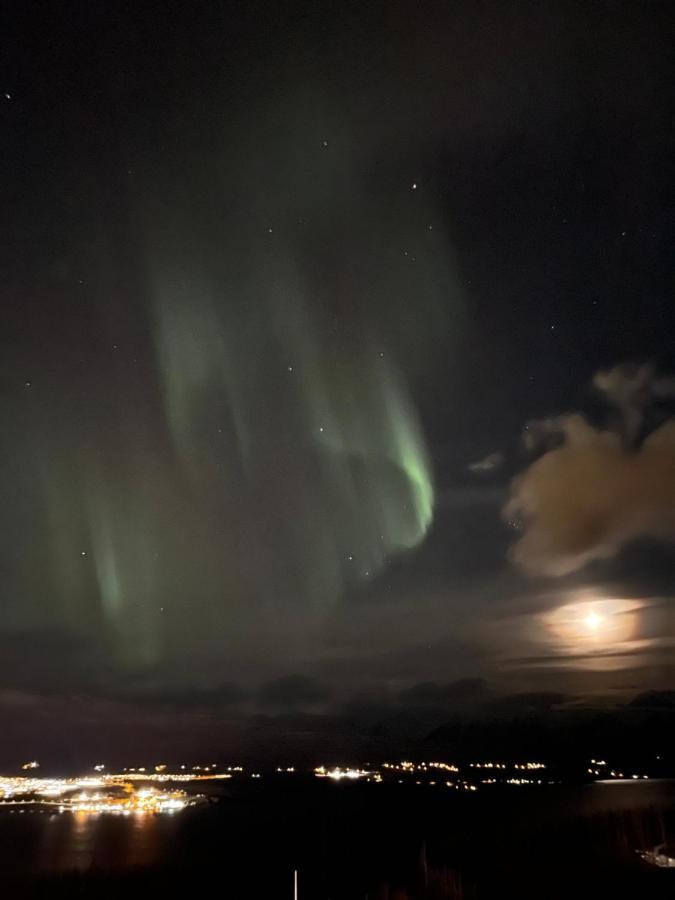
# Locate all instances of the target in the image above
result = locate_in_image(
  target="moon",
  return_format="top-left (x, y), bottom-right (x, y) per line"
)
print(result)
top-left (583, 611), bottom-right (603, 633)
top-left (545, 595), bottom-right (638, 655)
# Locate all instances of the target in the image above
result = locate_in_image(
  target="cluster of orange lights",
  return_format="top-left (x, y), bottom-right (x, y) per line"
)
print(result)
top-left (61, 787), bottom-right (188, 815)
top-left (0, 756), bottom-right (654, 814)
top-left (587, 759), bottom-right (649, 780)
top-left (0, 766), bottom-right (237, 815)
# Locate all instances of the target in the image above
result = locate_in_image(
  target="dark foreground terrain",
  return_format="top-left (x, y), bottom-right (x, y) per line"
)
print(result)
top-left (3, 778), bottom-right (674, 898)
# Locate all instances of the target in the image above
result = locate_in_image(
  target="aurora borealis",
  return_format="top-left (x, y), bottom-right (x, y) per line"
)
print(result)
top-left (2, 1), bottom-right (674, 762)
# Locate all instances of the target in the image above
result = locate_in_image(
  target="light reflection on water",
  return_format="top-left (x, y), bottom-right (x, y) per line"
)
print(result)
top-left (33, 808), bottom-right (178, 872)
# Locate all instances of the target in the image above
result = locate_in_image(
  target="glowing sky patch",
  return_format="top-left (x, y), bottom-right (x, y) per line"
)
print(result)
top-left (544, 596), bottom-right (638, 653)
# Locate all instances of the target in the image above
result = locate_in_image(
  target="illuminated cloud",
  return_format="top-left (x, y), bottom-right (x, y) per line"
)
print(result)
top-left (505, 409), bottom-right (675, 576)
top-left (468, 451), bottom-right (503, 473)
top-left (593, 362), bottom-right (675, 446)
top-left (543, 596), bottom-right (640, 657)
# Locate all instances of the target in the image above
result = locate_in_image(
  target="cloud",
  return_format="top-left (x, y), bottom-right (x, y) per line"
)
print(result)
top-left (593, 362), bottom-right (675, 446)
top-left (397, 678), bottom-right (488, 707)
top-left (626, 690), bottom-right (675, 709)
top-left (468, 451), bottom-right (503, 473)
top-left (0, 628), bottom-right (113, 695)
top-left (258, 674), bottom-right (332, 709)
top-left (505, 387), bottom-right (675, 575)
top-left (132, 681), bottom-right (248, 711)
top-left (481, 691), bottom-right (569, 718)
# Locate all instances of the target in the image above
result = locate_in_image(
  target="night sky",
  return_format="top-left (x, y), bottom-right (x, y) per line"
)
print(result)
top-left (2, 1), bottom-right (674, 764)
